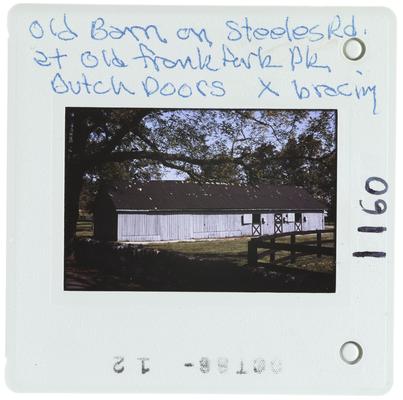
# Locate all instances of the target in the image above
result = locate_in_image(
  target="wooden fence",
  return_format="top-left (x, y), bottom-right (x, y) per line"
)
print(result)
top-left (248, 229), bottom-right (335, 268)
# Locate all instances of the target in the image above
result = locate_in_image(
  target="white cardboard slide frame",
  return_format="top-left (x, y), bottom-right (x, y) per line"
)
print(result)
top-left (6, 5), bottom-right (395, 394)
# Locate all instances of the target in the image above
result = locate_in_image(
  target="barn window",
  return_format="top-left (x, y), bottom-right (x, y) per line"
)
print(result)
top-left (295, 212), bottom-right (302, 223)
top-left (242, 214), bottom-right (252, 225)
top-left (252, 213), bottom-right (261, 224)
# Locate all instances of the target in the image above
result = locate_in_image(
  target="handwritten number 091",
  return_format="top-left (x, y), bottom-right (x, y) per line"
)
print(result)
top-left (353, 177), bottom-right (388, 259)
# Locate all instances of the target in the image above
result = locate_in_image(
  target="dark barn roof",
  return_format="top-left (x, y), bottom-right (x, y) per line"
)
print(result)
top-left (102, 181), bottom-right (325, 212)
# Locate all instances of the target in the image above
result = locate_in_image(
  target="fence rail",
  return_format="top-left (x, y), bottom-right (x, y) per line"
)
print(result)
top-left (248, 229), bottom-right (335, 268)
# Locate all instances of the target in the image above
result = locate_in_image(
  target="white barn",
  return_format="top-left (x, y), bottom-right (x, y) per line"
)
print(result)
top-left (94, 181), bottom-right (326, 242)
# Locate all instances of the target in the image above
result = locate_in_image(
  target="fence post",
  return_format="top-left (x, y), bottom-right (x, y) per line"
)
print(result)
top-left (270, 237), bottom-right (275, 263)
top-left (317, 231), bottom-right (322, 258)
top-left (290, 233), bottom-right (296, 263)
top-left (248, 240), bottom-right (258, 267)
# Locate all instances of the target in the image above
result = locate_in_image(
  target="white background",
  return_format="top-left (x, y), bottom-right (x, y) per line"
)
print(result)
top-left (0, 0), bottom-right (401, 398)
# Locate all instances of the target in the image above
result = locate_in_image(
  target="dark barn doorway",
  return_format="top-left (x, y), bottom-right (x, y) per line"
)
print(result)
top-left (295, 212), bottom-right (302, 231)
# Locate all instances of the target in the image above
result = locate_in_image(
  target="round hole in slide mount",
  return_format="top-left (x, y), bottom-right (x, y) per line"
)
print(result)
top-left (340, 341), bottom-right (363, 365)
top-left (343, 38), bottom-right (366, 61)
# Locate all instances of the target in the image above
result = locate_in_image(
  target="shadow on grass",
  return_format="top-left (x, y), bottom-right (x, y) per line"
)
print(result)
top-left (65, 239), bottom-right (335, 293)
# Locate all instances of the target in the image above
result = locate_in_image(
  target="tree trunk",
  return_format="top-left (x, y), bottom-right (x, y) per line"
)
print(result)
top-left (64, 163), bottom-right (85, 257)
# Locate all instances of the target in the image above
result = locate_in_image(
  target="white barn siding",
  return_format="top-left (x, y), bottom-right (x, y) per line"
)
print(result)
top-left (159, 214), bottom-right (194, 241)
top-left (261, 213), bottom-right (274, 235)
top-left (193, 213), bottom-right (247, 239)
top-left (116, 211), bottom-right (325, 242)
top-left (301, 212), bottom-right (325, 231)
top-left (117, 213), bottom-right (160, 241)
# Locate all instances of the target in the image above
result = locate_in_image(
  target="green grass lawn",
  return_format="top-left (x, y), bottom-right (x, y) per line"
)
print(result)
top-left (144, 233), bottom-right (335, 274)
top-left (145, 237), bottom-right (251, 267)
top-left (69, 229), bottom-right (335, 291)
top-left (74, 218), bottom-right (335, 274)
top-left (258, 232), bottom-right (335, 273)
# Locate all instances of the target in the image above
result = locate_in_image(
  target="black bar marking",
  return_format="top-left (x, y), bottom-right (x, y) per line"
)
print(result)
top-left (184, 363), bottom-right (194, 367)
top-left (353, 251), bottom-right (386, 258)
top-left (357, 226), bottom-right (387, 233)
